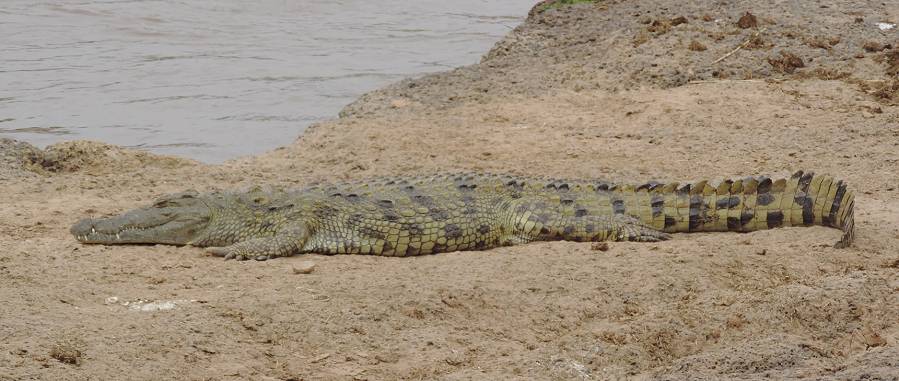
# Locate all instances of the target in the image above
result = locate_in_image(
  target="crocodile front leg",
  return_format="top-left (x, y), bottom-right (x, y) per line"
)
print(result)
top-left (206, 224), bottom-right (309, 261)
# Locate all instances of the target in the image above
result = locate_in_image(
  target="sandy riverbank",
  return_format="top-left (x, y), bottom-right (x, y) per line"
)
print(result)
top-left (2, 1), bottom-right (898, 379)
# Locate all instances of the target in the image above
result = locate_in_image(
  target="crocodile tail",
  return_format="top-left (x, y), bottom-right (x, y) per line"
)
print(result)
top-left (830, 177), bottom-right (855, 248)
top-left (625, 171), bottom-right (854, 247)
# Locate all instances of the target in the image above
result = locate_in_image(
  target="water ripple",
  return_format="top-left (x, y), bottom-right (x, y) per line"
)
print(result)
top-left (0, 0), bottom-right (534, 163)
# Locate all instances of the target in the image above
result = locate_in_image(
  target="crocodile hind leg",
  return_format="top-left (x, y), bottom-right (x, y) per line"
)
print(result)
top-left (517, 213), bottom-right (670, 243)
top-left (606, 214), bottom-right (671, 242)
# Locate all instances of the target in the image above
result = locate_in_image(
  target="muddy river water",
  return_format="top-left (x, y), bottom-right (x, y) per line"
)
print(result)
top-left (0, 1), bottom-right (533, 162)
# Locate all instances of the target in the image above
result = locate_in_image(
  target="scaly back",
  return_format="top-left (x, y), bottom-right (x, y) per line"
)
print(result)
top-left (287, 170), bottom-right (853, 256)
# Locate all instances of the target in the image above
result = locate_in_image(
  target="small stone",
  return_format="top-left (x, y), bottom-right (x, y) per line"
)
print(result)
top-left (863, 41), bottom-right (887, 52)
top-left (445, 350), bottom-right (466, 366)
top-left (768, 51), bottom-right (805, 73)
top-left (670, 16), bottom-right (688, 26)
top-left (49, 343), bottom-right (82, 365)
top-left (688, 40), bottom-right (707, 51)
top-left (292, 261), bottom-right (316, 274)
top-left (756, 249), bottom-right (767, 255)
top-left (737, 12), bottom-right (758, 29)
top-left (591, 242), bottom-right (610, 251)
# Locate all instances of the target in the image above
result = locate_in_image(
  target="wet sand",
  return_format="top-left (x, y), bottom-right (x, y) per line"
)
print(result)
top-left (2, 1), bottom-right (898, 379)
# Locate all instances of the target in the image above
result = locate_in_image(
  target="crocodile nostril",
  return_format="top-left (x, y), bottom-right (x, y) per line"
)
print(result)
top-left (70, 218), bottom-right (95, 235)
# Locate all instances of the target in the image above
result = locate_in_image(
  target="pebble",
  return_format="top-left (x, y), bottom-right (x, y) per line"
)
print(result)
top-left (292, 261), bottom-right (316, 274)
top-left (591, 242), bottom-right (610, 251)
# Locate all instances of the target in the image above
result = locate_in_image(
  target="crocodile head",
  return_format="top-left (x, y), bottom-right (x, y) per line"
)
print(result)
top-left (71, 191), bottom-right (211, 245)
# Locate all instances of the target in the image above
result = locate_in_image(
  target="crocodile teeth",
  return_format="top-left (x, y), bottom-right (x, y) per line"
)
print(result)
top-left (116, 233), bottom-right (121, 240)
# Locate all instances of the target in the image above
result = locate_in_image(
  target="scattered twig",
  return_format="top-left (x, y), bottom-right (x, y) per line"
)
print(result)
top-left (712, 27), bottom-right (767, 64)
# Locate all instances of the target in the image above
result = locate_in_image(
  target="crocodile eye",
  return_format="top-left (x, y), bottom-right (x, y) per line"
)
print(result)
top-left (153, 197), bottom-right (185, 208)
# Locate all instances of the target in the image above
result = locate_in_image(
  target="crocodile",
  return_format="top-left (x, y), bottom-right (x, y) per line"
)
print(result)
top-left (71, 170), bottom-right (855, 261)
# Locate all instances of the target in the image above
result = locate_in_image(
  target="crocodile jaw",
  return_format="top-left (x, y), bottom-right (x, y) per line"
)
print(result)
top-left (71, 206), bottom-right (210, 245)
